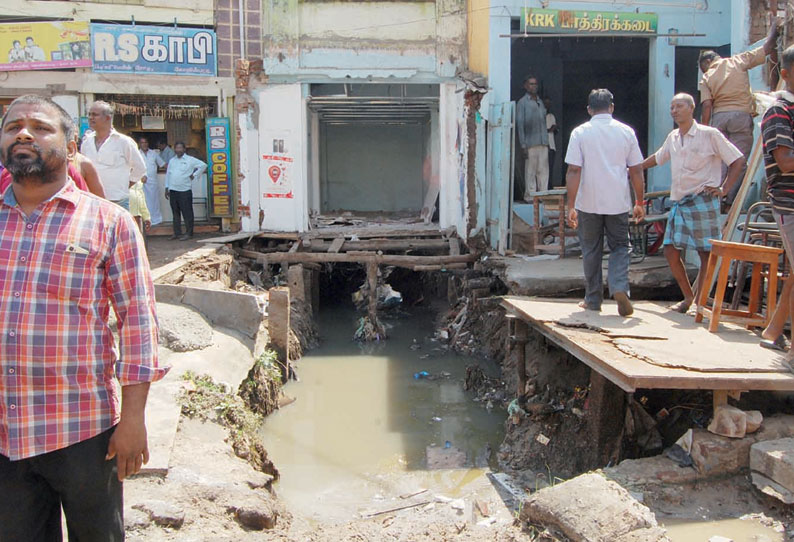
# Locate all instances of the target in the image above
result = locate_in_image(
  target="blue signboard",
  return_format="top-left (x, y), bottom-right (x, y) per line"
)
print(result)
top-left (90, 23), bottom-right (217, 76)
top-left (206, 117), bottom-right (233, 217)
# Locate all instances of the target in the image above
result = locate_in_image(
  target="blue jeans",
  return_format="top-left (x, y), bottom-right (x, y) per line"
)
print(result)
top-left (577, 210), bottom-right (631, 309)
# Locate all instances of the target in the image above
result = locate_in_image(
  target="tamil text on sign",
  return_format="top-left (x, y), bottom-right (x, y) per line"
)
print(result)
top-left (521, 8), bottom-right (658, 35)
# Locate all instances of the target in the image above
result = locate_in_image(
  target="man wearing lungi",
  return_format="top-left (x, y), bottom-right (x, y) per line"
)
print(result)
top-left (642, 93), bottom-right (745, 313)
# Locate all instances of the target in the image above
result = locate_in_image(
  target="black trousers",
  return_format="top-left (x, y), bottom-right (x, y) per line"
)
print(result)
top-left (0, 428), bottom-right (123, 542)
top-left (169, 189), bottom-right (194, 237)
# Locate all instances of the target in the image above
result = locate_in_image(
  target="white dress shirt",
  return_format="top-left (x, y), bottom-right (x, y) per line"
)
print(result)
top-left (81, 129), bottom-right (146, 202)
top-left (654, 121), bottom-right (743, 201)
top-left (565, 114), bottom-right (644, 215)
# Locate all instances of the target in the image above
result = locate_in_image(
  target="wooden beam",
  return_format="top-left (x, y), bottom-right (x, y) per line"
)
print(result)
top-left (327, 237), bottom-right (345, 253)
top-left (239, 248), bottom-right (478, 268)
top-left (449, 238), bottom-right (461, 256)
top-left (309, 238), bottom-right (450, 252)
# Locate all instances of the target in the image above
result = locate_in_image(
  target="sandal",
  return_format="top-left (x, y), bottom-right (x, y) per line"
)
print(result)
top-left (760, 335), bottom-right (790, 353)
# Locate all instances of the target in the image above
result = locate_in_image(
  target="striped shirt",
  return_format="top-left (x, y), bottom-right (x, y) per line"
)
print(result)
top-left (0, 181), bottom-right (166, 460)
top-left (762, 92), bottom-right (794, 213)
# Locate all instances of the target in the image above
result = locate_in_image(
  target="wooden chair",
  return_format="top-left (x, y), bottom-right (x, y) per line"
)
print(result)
top-left (530, 189), bottom-right (577, 257)
top-left (695, 240), bottom-right (783, 333)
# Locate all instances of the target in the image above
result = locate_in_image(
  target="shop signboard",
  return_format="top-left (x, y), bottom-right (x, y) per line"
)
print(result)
top-left (521, 8), bottom-right (657, 34)
top-left (206, 117), bottom-right (233, 218)
top-left (91, 23), bottom-right (217, 76)
top-left (0, 21), bottom-right (91, 72)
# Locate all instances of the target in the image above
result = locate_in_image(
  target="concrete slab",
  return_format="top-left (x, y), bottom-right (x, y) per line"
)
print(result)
top-left (496, 254), bottom-right (695, 297)
top-left (520, 472), bottom-right (660, 542)
top-left (155, 284), bottom-right (266, 338)
top-left (141, 325), bottom-right (256, 475)
top-left (750, 437), bottom-right (794, 495)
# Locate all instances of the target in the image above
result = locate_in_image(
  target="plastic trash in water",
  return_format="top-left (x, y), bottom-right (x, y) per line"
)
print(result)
top-left (431, 416), bottom-right (442, 422)
top-left (444, 441), bottom-right (451, 449)
top-left (414, 371), bottom-right (430, 379)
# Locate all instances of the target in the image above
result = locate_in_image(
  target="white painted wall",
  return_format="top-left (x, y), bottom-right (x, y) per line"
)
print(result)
top-left (257, 84), bottom-right (308, 232)
top-left (299, 3), bottom-right (437, 41)
top-left (238, 110), bottom-right (259, 232)
top-left (439, 82), bottom-right (466, 238)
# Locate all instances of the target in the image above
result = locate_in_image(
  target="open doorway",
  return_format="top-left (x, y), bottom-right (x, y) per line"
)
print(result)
top-left (511, 34), bottom-right (650, 195)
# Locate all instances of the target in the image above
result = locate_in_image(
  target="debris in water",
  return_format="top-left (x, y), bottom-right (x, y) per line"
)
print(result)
top-left (536, 433), bottom-right (550, 446)
top-left (431, 416), bottom-right (442, 422)
top-left (353, 316), bottom-right (383, 342)
top-left (414, 371), bottom-right (430, 379)
top-left (450, 499), bottom-right (465, 511)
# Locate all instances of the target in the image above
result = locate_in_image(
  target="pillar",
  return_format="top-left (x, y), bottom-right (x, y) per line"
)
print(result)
top-left (647, 37), bottom-right (676, 193)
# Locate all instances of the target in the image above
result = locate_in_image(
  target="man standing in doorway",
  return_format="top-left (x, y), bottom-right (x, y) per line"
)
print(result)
top-left (81, 101), bottom-right (146, 209)
top-left (544, 97), bottom-right (558, 188)
top-left (566, 89), bottom-right (645, 316)
top-left (699, 18), bottom-right (779, 204)
top-left (642, 93), bottom-right (745, 313)
top-left (516, 75), bottom-right (549, 199)
top-left (0, 94), bottom-right (166, 541)
top-left (138, 136), bottom-right (163, 226)
top-left (165, 141), bottom-right (206, 240)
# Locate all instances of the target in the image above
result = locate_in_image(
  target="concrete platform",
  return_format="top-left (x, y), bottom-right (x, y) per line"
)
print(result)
top-left (501, 297), bottom-right (794, 393)
top-left (495, 254), bottom-right (694, 297)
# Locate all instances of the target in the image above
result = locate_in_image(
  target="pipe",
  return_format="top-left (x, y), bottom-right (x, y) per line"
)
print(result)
top-left (238, 0), bottom-right (246, 60)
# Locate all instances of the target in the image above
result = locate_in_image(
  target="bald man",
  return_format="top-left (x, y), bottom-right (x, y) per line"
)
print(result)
top-left (642, 93), bottom-right (745, 313)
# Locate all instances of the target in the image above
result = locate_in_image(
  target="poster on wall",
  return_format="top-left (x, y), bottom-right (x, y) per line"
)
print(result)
top-left (0, 21), bottom-right (91, 72)
top-left (90, 23), bottom-right (217, 76)
top-left (206, 117), bottom-right (234, 218)
top-left (262, 133), bottom-right (294, 199)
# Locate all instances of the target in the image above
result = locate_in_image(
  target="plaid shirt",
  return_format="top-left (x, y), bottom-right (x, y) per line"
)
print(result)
top-left (0, 181), bottom-right (166, 460)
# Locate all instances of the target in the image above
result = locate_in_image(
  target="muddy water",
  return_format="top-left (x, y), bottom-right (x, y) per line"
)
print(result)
top-left (261, 306), bottom-right (506, 521)
top-left (664, 517), bottom-right (784, 541)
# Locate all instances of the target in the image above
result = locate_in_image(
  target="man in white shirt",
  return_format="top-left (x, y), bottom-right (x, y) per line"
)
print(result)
top-left (165, 142), bottom-right (207, 240)
top-left (642, 93), bottom-right (745, 313)
top-left (138, 137), bottom-right (163, 226)
top-left (80, 101), bottom-right (146, 210)
top-left (566, 89), bottom-right (645, 316)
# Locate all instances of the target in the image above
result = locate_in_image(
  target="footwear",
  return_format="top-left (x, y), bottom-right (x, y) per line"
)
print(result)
top-left (760, 335), bottom-right (790, 353)
top-left (168, 234), bottom-right (180, 240)
top-left (178, 234), bottom-right (191, 241)
top-left (578, 300), bottom-right (601, 311)
top-left (670, 300), bottom-right (692, 314)
top-left (614, 291), bottom-right (633, 317)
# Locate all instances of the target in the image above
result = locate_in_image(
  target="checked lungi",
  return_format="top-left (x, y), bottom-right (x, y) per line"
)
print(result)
top-left (663, 191), bottom-right (721, 252)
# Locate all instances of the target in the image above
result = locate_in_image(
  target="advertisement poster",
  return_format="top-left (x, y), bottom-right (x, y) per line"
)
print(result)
top-left (91, 23), bottom-right (217, 76)
top-left (262, 133), bottom-right (294, 199)
top-left (0, 21), bottom-right (91, 72)
top-left (206, 117), bottom-right (233, 218)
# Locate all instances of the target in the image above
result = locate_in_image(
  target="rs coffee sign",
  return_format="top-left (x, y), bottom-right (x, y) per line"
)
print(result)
top-left (91, 23), bottom-right (217, 76)
top-left (206, 118), bottom-right (233, 218)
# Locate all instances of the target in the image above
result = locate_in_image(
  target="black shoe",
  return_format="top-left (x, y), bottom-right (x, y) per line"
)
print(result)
top-left (169, 234), bottom-right (180, 240)
top-left (178, 234), bottom-right (191, 241)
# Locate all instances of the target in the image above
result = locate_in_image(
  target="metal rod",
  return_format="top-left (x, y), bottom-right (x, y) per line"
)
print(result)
top-left (500, 33), bottom-right (706, 38)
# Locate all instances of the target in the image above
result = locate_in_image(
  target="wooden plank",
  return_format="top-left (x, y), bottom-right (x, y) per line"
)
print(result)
top-left (310, 239), bottom-right (450, 252)
top-left (449, 238), bottom-right (461, 256)
top-left (288, 240), bottom-right (302, 253)
top-left (500, 297), bottom-right (794, 392)
top-left (327, 237), bottom-right (345, 253)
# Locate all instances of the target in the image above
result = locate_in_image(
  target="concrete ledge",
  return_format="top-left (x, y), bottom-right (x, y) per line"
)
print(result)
top-left (155, 284), bottom-right (267, 338)
top-left (150, 244), bottom-right (224, 283)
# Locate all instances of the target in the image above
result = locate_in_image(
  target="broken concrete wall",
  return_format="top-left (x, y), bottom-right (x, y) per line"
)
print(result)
top-left (262, 1), bottom-right (466, 79)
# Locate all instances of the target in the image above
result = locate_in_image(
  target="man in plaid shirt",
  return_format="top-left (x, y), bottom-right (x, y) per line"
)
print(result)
top-left (0, 95), bottom-right (167, 540)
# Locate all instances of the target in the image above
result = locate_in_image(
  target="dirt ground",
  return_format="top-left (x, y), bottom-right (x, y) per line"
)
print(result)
top-left (146, 232), bottom-right (220, 270)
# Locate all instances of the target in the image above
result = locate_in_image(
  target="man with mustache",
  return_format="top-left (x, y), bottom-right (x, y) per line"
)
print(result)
top-left (0, 95), bottom-right (166, 541)
top-left (642, 93), bottom-right (745, 313)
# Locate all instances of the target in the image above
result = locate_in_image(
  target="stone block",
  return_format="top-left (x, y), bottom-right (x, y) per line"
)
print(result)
top-left (750, 437), bottom-right (794, 494)
top-left (689, 428), bottom-right (754, 476)
top-left (751, 472), bottom-right (794, 504)
top-left (708, 405), bottom-right (747, 438)
top-left (520, 472), bottom-right (658, 542)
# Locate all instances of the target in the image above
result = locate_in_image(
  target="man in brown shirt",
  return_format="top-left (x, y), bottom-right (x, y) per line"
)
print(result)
top-left (699, 20), bottom-right (779, 204)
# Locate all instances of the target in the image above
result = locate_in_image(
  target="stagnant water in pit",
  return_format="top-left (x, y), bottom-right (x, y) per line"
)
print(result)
top-left (260, 305), bottom-right (506, 522)
top-left (664, 517), bottom-right (784, 541)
